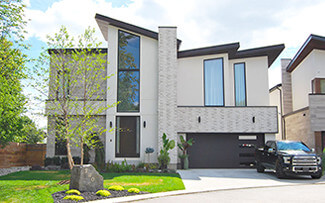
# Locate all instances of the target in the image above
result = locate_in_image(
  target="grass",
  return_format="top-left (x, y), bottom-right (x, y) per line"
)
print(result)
top-left (0, 171), bottom-right (185, 203)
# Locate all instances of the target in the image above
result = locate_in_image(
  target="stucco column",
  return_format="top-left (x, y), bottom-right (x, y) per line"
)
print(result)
top-left (158, 26), bottom-right (178, 169)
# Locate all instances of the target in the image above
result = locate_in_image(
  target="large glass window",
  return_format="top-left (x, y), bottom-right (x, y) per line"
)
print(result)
top-left (57, 70), bottom-right (70, 99)
top-left (116, 116), bottom-right (140, 157)
top-left (117, 30), bottom-right (140, 112)
top-left (204, 58), bottom-right (224, 106)
top-left (234, 63), bottom-right (246, 106)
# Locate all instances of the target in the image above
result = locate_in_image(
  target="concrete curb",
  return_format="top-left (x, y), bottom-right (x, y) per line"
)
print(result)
top-left (90, 181), bottom-right (325, 203)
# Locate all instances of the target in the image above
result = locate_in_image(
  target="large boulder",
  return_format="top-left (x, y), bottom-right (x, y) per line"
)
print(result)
top-left (70, 164), bottom-right (103, 192)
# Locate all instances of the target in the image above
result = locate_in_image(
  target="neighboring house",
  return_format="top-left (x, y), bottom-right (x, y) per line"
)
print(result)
top-left (270, 34), bottom-right (325, 154)
top-left (269, 83), bottom-right (283, 141)
top-left (47, 13), bottom-right (284, 169)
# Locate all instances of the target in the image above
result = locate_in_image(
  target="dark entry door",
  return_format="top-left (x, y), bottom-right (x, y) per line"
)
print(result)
top-left (187, 133), bottom-right (263, 168)
top-left (116, 116), bottom-right (140, 157)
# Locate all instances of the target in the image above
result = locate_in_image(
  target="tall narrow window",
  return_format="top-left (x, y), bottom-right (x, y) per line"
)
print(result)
top-left (117, 30), bottom-right (140, 112)
top-left (234, 63), bottom-right (246, 106)
top-left (204, 58), bottom-right (224, 106)
top-left (116, 116), bottom-right (140, 157)
top-left (57, 70), bottom-right (69, 99)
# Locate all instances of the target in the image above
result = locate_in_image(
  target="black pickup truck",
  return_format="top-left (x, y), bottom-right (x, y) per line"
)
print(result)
top-left (255, 140), bottom-right (322, 179)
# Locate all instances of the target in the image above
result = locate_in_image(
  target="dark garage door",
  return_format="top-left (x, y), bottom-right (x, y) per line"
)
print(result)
top-left (187, 133), bottom-right (264, 168)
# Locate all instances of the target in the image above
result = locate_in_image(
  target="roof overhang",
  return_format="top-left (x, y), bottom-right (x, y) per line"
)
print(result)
top-left (286, 34), bottom-right (325, 72)
top-left (95, 13), bottom-right (182, 49)
top-left (178, 43), bottom-right (284, 67)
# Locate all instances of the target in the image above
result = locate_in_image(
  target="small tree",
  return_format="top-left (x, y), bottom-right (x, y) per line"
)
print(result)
top-left (158, 133), bottom-right (175, 170)
top-left (178, 135), bottom-right (194, 169)
top-left (0, 0), bottom-right (28, 147)
top-left (32, 26), bottom-right (114, 169)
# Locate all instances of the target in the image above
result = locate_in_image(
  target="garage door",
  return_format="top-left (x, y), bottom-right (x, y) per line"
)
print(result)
top-left (187, 133), bottom-right (264, 168)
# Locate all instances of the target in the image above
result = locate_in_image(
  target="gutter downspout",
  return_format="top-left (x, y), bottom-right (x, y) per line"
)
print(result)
top-left (275, 86), bottom-right (286, 140)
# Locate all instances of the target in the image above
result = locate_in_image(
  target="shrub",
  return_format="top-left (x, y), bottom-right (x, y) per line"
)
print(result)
top-left (73, 156), bottom-right (81, 165)
top-left (44, 157), bottom-right (53, 166)
top-left (63, 195), bottom-right (84, 201)
top-left (108, 185), bottom-right (124, 191)
top-left (96, 190), bottom-right (111, 197)
top-left (60, 157), bottom-right (69, 169)
top-left (158, 133), bottom-right (175, 169)
top-left (105, 161), bottom-right (135, 173)
top-left (136, 162), bottom-right (145, 169)
top-left (53, 156), bottom-right (61, 166)
top-left (128, 188), bottom-right (140, 193)
top-left (65, 189), bottom-right (81, 195)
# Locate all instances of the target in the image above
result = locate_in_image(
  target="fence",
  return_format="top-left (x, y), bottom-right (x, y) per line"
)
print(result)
top-left (0, 142), bottom-right (46, 168)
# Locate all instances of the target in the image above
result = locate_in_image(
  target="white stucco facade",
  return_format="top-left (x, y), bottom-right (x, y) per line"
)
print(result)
top-left (291, 49), bottom-right (325, 111)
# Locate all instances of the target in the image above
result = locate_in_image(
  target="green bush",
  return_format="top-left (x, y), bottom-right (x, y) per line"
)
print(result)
top-left (44, 157), bottom-right (53, 166)
top-left (65, 189), bottom-right (81, 195)
top-left (63, 195), bottom-right (84, 201)
top-left (60, 157), bottom-right (69, 169)
top-left (105, 160), bottom-right (135, 173)
top-left (73, 156), bottom-right (81, 165)
top-left (53, 156), bottom-right (61, 166)
top-left (96, 190), bottom-right (111, 197)
top-left (128, 188), bottom-right (140, 193)
top-left (158, 133), bottom-right (175, 169)
top-left (108, 185), bottom-right (124, 191)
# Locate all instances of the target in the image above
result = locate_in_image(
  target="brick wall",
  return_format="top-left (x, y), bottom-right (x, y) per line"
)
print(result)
top-left (0, 143), bottom-right (46, 168)
top-left (284, 108), bottom-right (315, 148)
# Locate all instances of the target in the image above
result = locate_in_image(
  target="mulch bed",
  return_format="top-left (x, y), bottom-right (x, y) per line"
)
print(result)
top-left (52, 190), bottom-right (149, 202)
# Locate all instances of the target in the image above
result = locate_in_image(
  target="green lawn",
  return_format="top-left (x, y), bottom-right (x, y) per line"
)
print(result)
top-left (0, 171), bottom-right (185, 203)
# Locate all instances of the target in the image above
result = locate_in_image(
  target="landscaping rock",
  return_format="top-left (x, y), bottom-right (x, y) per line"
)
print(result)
top-left (69, 164), bottom-right (103, 192)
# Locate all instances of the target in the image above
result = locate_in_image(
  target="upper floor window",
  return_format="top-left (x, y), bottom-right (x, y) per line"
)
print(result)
top-left (204, 58), bottom-right (224, 106)
top-left (57, 70), bottom-right (69, 99)
top-left (234, 63), bottom-right (246, 106)
top-left (117, 30), bottom-right (140, 112)
top-left (312, 78), bottom-right (325, 94)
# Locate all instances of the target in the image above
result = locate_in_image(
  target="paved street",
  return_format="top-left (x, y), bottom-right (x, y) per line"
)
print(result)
top-left (136, 183), bottom-right (325, 203)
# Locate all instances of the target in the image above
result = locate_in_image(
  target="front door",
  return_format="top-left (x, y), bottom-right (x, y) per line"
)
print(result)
top-left (116, 116), bottom-right (140, 157)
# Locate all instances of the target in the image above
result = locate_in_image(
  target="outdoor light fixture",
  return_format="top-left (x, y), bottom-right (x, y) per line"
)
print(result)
top-left (198, 116), bottom-right (201, 123)
top-left (143, 121), bottom-right (146, 128)
top-left (252, 116), bottom-right (255, 123)
top-left (110, 121), bottom-right (112, 128)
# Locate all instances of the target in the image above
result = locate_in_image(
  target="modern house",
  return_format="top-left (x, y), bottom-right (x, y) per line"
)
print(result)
top-left (270, 34), bottom-right (325, 154)
top-left (46, 13), bottom-right (284, 169)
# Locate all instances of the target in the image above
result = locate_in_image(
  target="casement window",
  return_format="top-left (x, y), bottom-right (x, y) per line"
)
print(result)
top-left (117, 30), bottom-right (140, 112)
top-left (312, 78), bottom-right (325, 94)
top-left (57, 70), bottom-right (70, 99)
top-left (234, 63), bottom-right (247, 106)
top-left (204, 58), bottom-right (224, 106)
top-left (116, 116), bottom-right (140, 157)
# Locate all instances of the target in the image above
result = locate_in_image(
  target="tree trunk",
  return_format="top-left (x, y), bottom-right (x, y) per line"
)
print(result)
top-left (66, 137), bottom-right (74, 170)
top-left (80, 137), bottom-right (84, 165)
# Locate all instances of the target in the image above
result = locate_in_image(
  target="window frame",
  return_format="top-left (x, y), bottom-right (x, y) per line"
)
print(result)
top-left (117, 29), bottom-right (141, 112)
top-left (203, 58), bottom-right (225, 106)
top-left (56, 70), bottom-right (70, 100)
top-left (311, 78), bottom-right (325, 94)
top-left (233, 62), bottom-right (247, 106)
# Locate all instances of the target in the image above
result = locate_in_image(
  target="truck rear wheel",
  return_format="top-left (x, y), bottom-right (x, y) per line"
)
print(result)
top-left (275, 160), bottom-right (286, 179)
top-left (256, 162), bottom-right (265, 173)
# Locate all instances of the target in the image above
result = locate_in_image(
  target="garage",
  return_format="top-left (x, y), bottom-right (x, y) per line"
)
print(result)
top-left (187, 133), bottom-right (264, 168)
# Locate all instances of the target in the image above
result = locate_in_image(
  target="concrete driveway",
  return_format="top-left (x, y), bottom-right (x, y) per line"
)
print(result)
top-left (178, 168), bottom-right (325, 192)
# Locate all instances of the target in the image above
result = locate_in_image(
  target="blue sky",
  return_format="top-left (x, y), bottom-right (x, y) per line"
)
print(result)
top-left (22, 0), bottom-right (325, 128)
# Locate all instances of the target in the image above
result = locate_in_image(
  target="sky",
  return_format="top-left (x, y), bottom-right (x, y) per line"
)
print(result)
top-left (22, 0), bottom-right (325, 128)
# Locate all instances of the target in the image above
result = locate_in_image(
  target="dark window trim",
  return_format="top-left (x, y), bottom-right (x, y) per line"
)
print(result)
top-left (203, 57), bottom-right (225, 107)
top-left (234, 62), bottom-right (247, 106)
top-left (117, 29), bottom-right (141, 113)
top-left (115, 116), bottom-right (141, 158)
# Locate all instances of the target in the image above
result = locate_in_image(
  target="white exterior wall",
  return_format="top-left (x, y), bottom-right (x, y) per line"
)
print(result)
top-left (178, 55), bottom-right (269, 107)
top-left (177, 54), bottom-right (228, 106)
top-left (105, 25), bottom-right (159, 164)
top-left (291, 49), bottom-right (325, 111)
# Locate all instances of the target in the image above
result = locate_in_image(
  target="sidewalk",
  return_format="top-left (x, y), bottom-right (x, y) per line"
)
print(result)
top-left (91, 169), bottom-right (325, 202)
